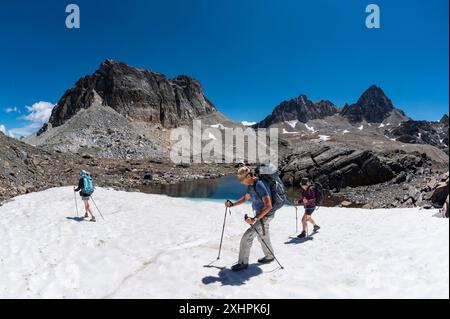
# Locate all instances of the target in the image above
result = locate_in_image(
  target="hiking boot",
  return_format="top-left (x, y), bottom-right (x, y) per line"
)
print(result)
top-left (258, 257), bottom-right (275, 264)
top-left (84, 213), bottom-right (89, 218)
top-left (297, 231), bottom-right (306, 238)
top-left (90, 217), bottom-right (96, 223)
top-left (313, 225), bottom-right (321, 232)
top-left (231, 263), bottom-right (248, 272)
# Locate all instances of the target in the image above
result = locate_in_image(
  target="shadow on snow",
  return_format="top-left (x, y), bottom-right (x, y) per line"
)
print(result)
top-left (202, 263), bottom-right (263, 286)
top-left (66, 216), bottom-right (85, 222)
top-left (284, 233), bottom-right (317, 245)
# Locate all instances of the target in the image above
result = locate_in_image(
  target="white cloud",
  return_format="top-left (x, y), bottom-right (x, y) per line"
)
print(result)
top-left (8, 125), bottom-right (39, 138)
top-left (5, 106), bottom-right (20, 114)
top-left (0, 124), bottom-right (5, 134)
top-left (5, 101), bottom-right (55, 138)
top-left (23, 101), bottom-right (54, 125)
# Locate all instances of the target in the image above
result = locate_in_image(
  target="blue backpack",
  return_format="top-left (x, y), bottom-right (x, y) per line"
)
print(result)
top-left (81, 175), bottom-right (94, 195)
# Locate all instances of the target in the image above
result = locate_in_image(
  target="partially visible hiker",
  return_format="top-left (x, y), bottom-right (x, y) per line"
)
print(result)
top-left (225, 166), bottom-right (277, 271)
top-left (296, 177), bottom-right (320, 238)
top-left (74, 170), bottom-right (96, 222)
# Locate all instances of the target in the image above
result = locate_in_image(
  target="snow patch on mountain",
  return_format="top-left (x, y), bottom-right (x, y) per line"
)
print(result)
top-left (305, 124), bottom-right (317, 133)
top-left (285, 120), bottom-right (298, 129)
top-left (210, 124), bottom-right (226, 130)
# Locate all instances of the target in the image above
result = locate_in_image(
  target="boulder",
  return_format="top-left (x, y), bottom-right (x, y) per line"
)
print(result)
top-left (341, 201), bottom-right (352, 207)
top-left (392, 171), bottom-right (407, 184)
top-left (431, 182), bottom-right (449, 207)
top-left (440, 195), bottom-right (449, 218)
top-left (143, 173), bottom-right (153, 181)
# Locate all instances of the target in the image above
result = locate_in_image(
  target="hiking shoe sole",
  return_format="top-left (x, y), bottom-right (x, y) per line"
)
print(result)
top-left (258, 257), bottom-right (275, 264)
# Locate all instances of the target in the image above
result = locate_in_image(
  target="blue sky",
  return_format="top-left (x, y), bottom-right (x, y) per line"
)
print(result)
top-left (0, 0), bottom-right (448, 137)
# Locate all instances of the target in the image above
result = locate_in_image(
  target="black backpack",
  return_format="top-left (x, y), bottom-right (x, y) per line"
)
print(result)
top-left (254, 164), bottom-right (287, 211)
top-left (312, 182), bottom-right (324, 206)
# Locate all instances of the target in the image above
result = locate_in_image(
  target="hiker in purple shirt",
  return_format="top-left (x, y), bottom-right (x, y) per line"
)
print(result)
top-left (296, 178), bottom-right (321, 238)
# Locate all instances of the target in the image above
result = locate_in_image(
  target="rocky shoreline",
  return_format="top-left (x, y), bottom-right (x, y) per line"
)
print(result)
top-left (325, 170), bottom-right (449, 210)
top-left (1, 132), bottom-right (235, 203)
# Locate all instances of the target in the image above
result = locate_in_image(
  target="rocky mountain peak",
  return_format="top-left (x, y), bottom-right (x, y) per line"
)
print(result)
top-left (357, 85), bottom-right (393, 109)
top-left (255, 94), bottom-right (339, 128)
top-left (440, 114), bottom-right (449, 125)
top-left (44, 60), bottom-right (217, 131)
top-left (341, 85), bottom-right (400, 123)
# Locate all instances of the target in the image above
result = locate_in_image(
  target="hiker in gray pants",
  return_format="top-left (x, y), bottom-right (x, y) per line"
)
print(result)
top-left (225, 166), bottom-right (275, 272)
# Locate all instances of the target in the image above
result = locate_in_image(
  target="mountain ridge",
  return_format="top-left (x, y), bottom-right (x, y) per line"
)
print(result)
top-left (255, 84), bottom-right (410, 128)
top-left (42, 59), bottom-right (218, 132)
top-left (254, 94), bottom-right (339, 128)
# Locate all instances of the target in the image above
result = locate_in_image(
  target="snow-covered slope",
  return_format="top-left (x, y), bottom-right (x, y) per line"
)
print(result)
top-left (0, 187), bottom-right (448, 299)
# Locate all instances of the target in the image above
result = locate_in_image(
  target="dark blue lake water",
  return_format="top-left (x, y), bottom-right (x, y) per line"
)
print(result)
top-left (139, 175), bottom-right (349, 207)
top-left (140, 176), bottom-right (247, 201)
top-left (140, 175), bottom-right (304, 204)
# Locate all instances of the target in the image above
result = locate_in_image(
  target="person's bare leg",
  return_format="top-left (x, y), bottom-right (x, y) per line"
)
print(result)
top-left (84, 201), bottom-right (94, 219)
top-left (308, 215), bottom-right (316, 226)
top-left (302, 214), bottom-right (308, 232)
top-left (83, 201), bottom-right (89, 217)
top-left (87, 202), bottom-right (95, 218)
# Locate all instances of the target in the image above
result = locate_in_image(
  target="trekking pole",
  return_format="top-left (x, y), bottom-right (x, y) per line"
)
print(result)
top-left (73, 189), bottom-right (79, 218)
top-left (287, 197), bottom-right (299, 234)
top-left (245, 214), bottom-right (284, 270)
top-left (217, 200), bottom-right (232, 260)
top-left (91, 196), bottom-right (105, 220)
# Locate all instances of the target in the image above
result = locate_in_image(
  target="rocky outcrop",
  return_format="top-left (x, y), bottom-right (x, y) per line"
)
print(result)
top-left (254, 95), bottom-right (338, 128)
top-left (389, 117), bottom-right (449, 154)
top-left (42, 60), bottom-right (217, 131)
top-left (340, 85), bottom-right (409, 123)
top-left (279, 146), bottom-right (397, 189)
top-left (428, 172), bottom-right (449, 207)
top-left (0, 131), bottom-right (76, 202)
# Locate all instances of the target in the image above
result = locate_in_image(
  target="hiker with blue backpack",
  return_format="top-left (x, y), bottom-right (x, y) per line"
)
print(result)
top-left (225, 165), bottom-right (286, 271)
top-left (74, 170), bottom-right (96, 222)
top-left (296, 178), bottom-right (321, 238)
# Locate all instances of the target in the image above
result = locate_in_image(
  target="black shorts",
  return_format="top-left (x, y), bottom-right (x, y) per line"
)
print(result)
top-left (80, 193), bottom-right (91, 201)
top-left (305, 207), bottom-right (316, 215)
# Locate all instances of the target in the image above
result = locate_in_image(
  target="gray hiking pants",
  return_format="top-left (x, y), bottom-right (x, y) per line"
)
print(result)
top-left (238, 215), bottom-right (275, 265)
